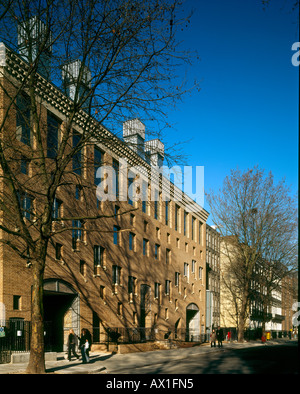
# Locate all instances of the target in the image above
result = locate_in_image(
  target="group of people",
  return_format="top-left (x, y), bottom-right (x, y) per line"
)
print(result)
top-left (210, 326), bottom-right (224, 348)
top-left (67, 328), bottom-right (92, 363)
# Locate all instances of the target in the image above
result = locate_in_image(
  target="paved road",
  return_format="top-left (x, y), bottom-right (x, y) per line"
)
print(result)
top-left (0, 339), bottom-right (298, 375)
top-left (101, 341), bottom-right (299, 374)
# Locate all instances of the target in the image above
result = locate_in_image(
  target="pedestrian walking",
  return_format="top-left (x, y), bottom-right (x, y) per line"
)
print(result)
top-left (227, 331), bottom-right (231, 342)
top-left (210, 329), bottom-right (216, 347)
top-left (79, 328), bottom-right (92, 364)
top-left (216, 326), bottom-right (224, 348)
top-left (67, 329), bottom-right (80, 361)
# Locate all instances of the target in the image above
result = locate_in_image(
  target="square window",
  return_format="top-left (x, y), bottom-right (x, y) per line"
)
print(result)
top-left (20, 157), bottom-right (29, 174)
top-left (55, 243), bottom-right (63, 260)
top-left (143, 238), bottom-right (149, 256)
top-left (155, 244), bottom-right (160, 260)
top-left (113, 225), bottom-right (120, 245)
top-left (13, 295), bottom-right (21, 310)
top-left (129, 232), bottom-right (135, 251)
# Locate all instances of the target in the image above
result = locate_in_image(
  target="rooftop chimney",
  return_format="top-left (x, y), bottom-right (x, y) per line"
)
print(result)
top-left (123, 118), bottom-right (145, 159)
top-left (18, 16), bottom-right (52, 80)
top-left (61, 59), bottom-right (92, 110)
top-left (145, 139), bottom-right (164, 167)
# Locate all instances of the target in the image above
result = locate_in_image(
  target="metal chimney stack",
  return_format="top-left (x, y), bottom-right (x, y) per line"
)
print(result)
top-left (18, 16), bottom-right (52, 80)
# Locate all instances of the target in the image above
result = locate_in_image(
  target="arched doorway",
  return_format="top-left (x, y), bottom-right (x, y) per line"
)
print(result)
top-left (186, 303), bottom-right (200, 341)
top-left (43, 279), bottom-right (79, 352)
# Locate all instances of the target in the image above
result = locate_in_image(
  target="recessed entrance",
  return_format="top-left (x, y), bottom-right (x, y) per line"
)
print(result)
top-left (43, 279), bottom-right (79, 352)
top-left (186, 303), bottom-right (200, 341)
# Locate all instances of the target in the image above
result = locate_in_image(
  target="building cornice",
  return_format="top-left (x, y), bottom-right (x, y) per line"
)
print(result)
top-left (1, 43), bottom-right (209, 223)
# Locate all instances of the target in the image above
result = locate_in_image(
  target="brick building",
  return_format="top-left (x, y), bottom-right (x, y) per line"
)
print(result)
top-left (0, 40), bottom-right (209, 351)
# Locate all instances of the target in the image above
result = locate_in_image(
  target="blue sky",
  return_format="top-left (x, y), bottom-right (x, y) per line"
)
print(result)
top-left (164, 0), bottom-right (299, 221)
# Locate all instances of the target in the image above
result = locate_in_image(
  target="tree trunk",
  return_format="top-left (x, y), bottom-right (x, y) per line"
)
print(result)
top-left (237, 293), bottom-right (248, 342)
top-left (26, 261), bottom-right (46, 374)
top-left (237, 319), bottom-right (245, 342)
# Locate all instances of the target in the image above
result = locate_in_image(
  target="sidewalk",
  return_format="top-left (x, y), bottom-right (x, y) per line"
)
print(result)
top-left (0, 339), bottom-right (297, 374)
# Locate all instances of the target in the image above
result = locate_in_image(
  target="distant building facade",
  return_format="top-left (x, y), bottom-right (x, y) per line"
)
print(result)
top-left (205, 224), bottom-right (220, 337)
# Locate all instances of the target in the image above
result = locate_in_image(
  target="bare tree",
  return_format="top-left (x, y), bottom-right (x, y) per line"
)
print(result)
top-left (207, 167), bottom-right (298, 342)
top-left (0, 0), bottom-right (197, 373)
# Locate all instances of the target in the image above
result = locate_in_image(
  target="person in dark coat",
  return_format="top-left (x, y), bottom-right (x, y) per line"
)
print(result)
top-left (79, 328), bottom-right (92, 363)
top-left (216, 326), bottom-right (224, 347)
top-left (67, 329), bottom-right (79, 361)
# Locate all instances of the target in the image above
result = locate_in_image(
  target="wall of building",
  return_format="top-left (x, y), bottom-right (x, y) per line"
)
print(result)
top-left (0, 51), bottom-right (208, 349)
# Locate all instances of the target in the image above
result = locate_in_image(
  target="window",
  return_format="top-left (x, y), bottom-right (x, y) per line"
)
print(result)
top-left (165, 308), bottom-right (169, 320)
top-left (154, 282), bottom-right (160, 299)
top-left (13, 295), bottom-right (21, 310)
top-left (47, 112), bottom-right (60, 158)
top-left (55, 243), bottom-right (63, 260)
top-left (52, 197), bottom-right (62, 219)
top-left (20, 156), bottom-right (29, 175)
top-left (94, 146), bottom-right (103, 185)
top-left (79, 260), bottom-right (86, 276)
top-left (113, 225), bottom-right (120, 245)
top-left (184, 211), bottom-right (187, 236)
top-left (143, 238), bottom-right (149, 256)
top-left (129, 232), bottom-right (136, 251)
top-left (113, 159), bottom-right (119, 199)
top-left (192, 217), bottom-right (196, 240)
top-left (142, 181), bottom-right (148, 213)
top-left (72, 133), bottom-right (82, 175)
top-left (156, 227), bottom-right (160, 239)
top-left (16, 94), bottom-right (31, 146)
top-left (130, 214), bottom-right (135, 226)
top-left (175, 204), bottom-right (180, 231)
top-left (192, 260), bottom-right (196, 274)
top-left (128, 276), bottom-right (137, 294)
top-left (94, 245), bottom-right (105, 274)
top-left (117, 302), bottom-right (123, 316)
top-left (143, 220), bottom-right (148, 232)
top-left (199, 222), bottom-right (202, 245)
top-left (112, 265), bottom-right (121, 285)
top-left (18, 192), bottom-right (34, 220)
top-left (199, 267), bottom-right (203, 281)
top-left (114, 205), bottom-right (120, 218)
top-left (184, 263), bottom-right (189, 279)
top-left (154, 189), bottom-right (159, 219)
top-left (165, 280), bottom-right (171, 295)
top-left (175, 272), bottom-right (180, 287)
top-left (165, 201), bottom-right (169, 226)
top-left (100, 285), bottom-right (106, 301)
top-left (166, 248), bottom-right (171, 264)
top-left (154, 244), bottom-right (160, 260)
top-left (72, 219), bottom-right (83, 248)
top-left (133, 312), bottom-right (137, 324)
top-left (128, 176), bottom-right (134, 205)
top-left (75, 184), bottom-right (82, 200)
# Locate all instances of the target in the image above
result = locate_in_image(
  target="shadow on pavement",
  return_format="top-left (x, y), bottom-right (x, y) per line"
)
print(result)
top-left (46, 353), bottom-right (113, 374)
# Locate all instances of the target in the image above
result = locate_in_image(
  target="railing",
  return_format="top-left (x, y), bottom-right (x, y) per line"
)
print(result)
top-left (1, 322), bottom-right (205, 364)
top-left (0, 320), bottom-right (31, 352)
top-left (0, 320), bottom-right (31, 363)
